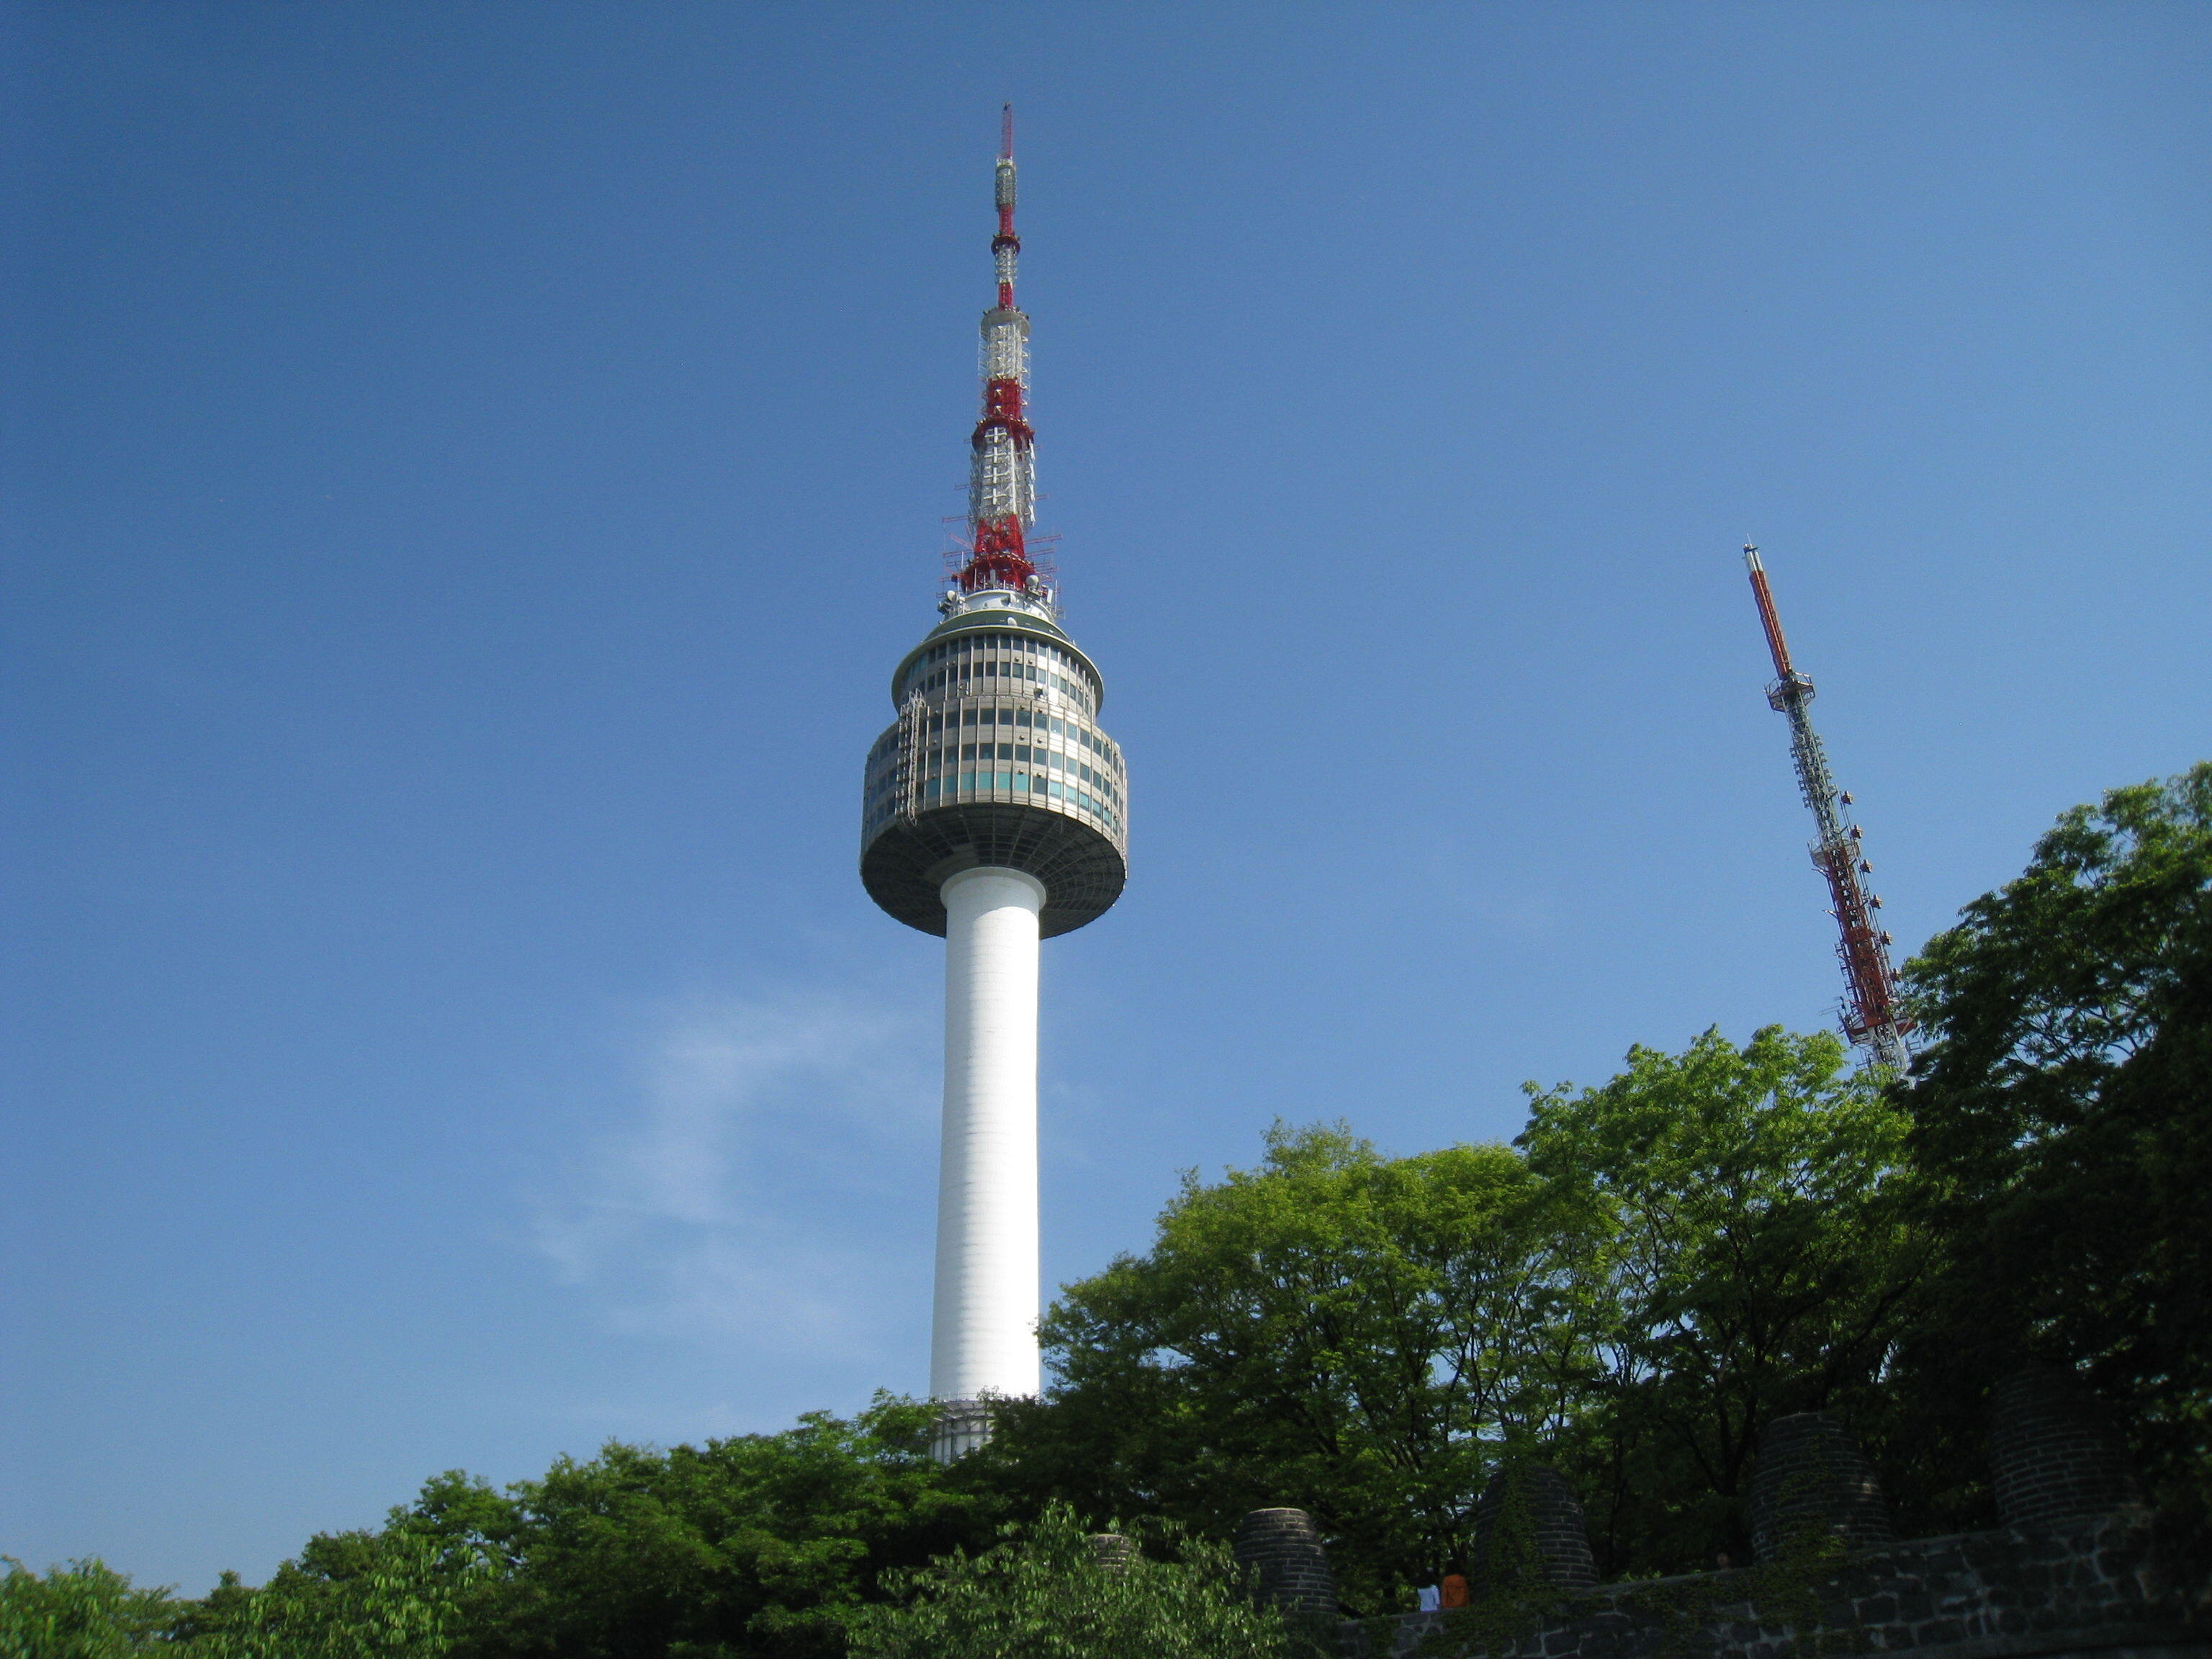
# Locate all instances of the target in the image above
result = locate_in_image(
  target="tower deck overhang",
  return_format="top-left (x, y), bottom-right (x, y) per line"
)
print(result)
top-left (863, 801), bottom-right (1125, 938)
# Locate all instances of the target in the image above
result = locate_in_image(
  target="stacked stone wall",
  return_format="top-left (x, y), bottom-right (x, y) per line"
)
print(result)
top-left (1990, 1370), bottom-right (2141, 1527)
top-left (1475, 1464), bottom-right (1600, 1593)
top-left (1340, 1511), bottom-right (2200, 1659)
top-left (1747, 1412), bottom-right (1897, 1563)
top-left (1236, 1507), bottom-right (1338, 1617)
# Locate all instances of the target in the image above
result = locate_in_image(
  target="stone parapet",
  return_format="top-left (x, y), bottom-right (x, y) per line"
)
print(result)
top-left (1237, 1507), bottom-right (1339, 1616)
top-left (1990, 1370), bottom-right (2141, 1528)
top-left (1338, 1512), bottom-right (2200, 1659)
top-left (1748, 1411), bottom-right (1896, 1563)
top-left (1474, 1463), bottom-right (1600, 1593)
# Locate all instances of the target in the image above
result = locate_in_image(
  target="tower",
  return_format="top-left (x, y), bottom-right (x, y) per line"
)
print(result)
top-left (1742, 544), bottom-right (1912, 1073)
top-left (860, 109), bottom-right (1128, 1460)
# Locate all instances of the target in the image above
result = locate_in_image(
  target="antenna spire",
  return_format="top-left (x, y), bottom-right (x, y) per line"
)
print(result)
top-left (958, 108), bottom-right (1040, 600)
top-left (1743, 545), bottom-right (1915, 1074)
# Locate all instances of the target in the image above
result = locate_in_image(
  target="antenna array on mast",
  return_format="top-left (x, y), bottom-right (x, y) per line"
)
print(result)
top-left (955, 103), bottom-right (1046, 603)
top-left (1743, 544), bottom-right (1914, 1074)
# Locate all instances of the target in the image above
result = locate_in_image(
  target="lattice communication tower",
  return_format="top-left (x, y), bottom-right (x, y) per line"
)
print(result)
top-left (1743, 544), bottom-right (1913, 1074)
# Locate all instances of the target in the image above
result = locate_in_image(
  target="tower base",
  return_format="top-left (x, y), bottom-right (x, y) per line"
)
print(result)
top-left (930, 1397), bottom-right (994, 1463)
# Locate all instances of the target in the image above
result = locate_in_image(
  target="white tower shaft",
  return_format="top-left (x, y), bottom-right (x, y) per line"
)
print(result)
top-left (929, 866), bottom-right (1044, 1455)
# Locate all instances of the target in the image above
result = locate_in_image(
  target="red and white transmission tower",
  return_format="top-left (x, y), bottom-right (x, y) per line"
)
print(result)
top-left (956, 104), bottom-right (1046, 603)
top-left (1743, 544), bottom-right (1914, 1073)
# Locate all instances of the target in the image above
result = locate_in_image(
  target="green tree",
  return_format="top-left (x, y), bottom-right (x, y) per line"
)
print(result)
top-left (848, 1501), bottom-right (1305, 1659)
top-left (373, 1395), bottom-right (1001, 1659)
top-left (1898, 763), bottom-right (2212, 1527)
top-left (180, 1531), bottom-right (490, 1659)
top-left (0, 1559), bottom-right (174, 1659)
top-left (1517, 1025), bottom-right (1921, 1572)
top-left (997, 1124), bottom-right (1598, 1611)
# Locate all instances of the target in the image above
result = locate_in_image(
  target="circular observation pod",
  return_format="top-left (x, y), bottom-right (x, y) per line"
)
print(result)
top-left (860, 590), bottom-right (1127, 939)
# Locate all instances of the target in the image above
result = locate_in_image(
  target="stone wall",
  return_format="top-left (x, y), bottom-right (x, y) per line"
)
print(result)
top-left (1337, 1511), bottom-right (2202, 1659)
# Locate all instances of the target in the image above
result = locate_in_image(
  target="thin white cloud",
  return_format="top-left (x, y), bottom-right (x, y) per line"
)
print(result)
top-left (534, 989), bottom-right (937, 1360)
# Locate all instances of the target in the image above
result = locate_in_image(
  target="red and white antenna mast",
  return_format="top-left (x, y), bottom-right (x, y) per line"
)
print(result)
top-left (1743, 544), bottom-right (1914, 1073)
top-left (953, 104), bottom-right (1044, 601)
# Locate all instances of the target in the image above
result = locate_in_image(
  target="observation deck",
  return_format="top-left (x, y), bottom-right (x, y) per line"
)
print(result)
top-left (860, 587), bottom-right (1127, 938)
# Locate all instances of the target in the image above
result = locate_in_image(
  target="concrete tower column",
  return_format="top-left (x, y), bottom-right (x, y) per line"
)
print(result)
top-left (930, 866), bottom-right (1045, 1454)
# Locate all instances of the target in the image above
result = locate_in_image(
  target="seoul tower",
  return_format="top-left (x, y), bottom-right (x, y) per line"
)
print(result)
top-left (860, 108), bottom-right (1128, 1460)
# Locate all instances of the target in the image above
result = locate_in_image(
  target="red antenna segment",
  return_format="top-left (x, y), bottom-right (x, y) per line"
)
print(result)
top-left (1743, 544), bottom-right (1914, 1073)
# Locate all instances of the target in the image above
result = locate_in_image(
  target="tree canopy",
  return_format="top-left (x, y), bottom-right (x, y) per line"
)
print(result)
top-left (1519, 1025), bottom-right (1920, 1568)
top-left (1897, 762), bottom-right (2212, 1527)
top-left (848, 1502), bottom-right (1308, 1659)
top-left (989, 1125), bottom-right (1594, 1606)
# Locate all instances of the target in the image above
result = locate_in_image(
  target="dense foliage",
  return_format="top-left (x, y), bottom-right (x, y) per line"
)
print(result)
top-left (1521, 1026), bottom-right (1923, 1571)
top-left (982, 1028), bottom-right (1920, 1603)
top-left (11, 765), bottom-right (2203, 1657)
top-left (0, 1559), bottom-right (176, 1658)
top-left (1895, 762), bottom-right (2212, 1529)
top-left (983, 1128), bottom-right (1594, 1605)
top-left (383, 1398), bottom-right (997, 1658)
top-left (847, 1502), bottom-right (1308, 1659)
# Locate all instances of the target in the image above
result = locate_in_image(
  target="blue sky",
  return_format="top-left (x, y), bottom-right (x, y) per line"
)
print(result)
top-left (5, 1), bottom-right (2208, 1593)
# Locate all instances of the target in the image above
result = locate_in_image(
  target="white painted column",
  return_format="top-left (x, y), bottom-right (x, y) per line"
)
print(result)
top-left (931, 866), bottom-right (1044, 1447)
